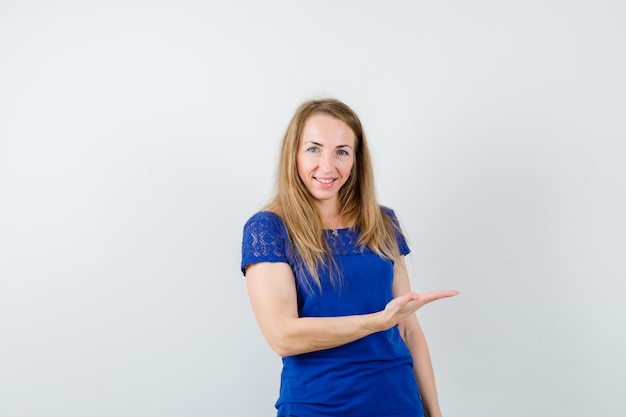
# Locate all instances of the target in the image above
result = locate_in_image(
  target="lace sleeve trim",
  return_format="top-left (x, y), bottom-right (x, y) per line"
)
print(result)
top-left (241, 212), bottom-right (289, 275)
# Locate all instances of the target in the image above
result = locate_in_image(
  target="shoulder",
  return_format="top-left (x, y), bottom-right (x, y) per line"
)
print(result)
top-left (245, 210), bottom-right (283, 226)
top-left (241, 211), bottom-right (292, 275)
top-left (380, 205), bottom-right (411, 255)
top-left (242, 211), bottom-right (288, 238)
top-left (380, 205), bottom-right (395, 216)
top-left (244, 211), bottom-right (285, 228)
top-left (380, 205), bottom-right (400, 223)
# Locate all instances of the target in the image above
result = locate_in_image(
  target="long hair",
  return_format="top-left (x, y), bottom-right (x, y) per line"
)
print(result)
top-left (266, 98), bottom-right (402, 292)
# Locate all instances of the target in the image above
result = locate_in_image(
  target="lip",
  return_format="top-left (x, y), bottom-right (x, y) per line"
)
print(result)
top-left (313, 177), bottom-right (336, 189)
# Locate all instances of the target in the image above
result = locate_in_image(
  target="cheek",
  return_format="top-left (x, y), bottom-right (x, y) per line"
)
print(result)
top-left (296, 155), bottom-right (308, 179)
top-left (343, 159), bottom-right (355, 177)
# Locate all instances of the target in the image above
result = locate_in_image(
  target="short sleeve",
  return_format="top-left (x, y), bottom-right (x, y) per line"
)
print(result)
top-left (382, 207), bottom-right (410, 256)
top-left (241, 211), bottom-right (291, 275)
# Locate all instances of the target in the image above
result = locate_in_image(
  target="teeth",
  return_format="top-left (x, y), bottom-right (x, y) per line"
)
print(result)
top-left (317, 178), bottom-right (334, 184)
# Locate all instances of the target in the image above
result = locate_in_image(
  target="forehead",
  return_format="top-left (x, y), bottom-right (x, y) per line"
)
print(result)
top-left (301, 113), bottom-right (356, 145)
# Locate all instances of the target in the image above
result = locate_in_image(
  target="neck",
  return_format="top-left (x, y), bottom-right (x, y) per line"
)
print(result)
top-left (316, 200), bottom-right (341, 230)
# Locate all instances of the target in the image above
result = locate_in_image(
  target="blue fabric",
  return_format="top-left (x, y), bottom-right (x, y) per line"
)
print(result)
top-left (241, 208), bottom-right (424, 417)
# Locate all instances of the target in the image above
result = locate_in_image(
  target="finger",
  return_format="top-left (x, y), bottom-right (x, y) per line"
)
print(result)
top-left (396, 292), bottom-right (420, 304)
top-left (418, 290), bottom-right (459, 304)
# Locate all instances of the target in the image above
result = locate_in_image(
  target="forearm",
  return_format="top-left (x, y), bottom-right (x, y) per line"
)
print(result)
top-left (267, 312), bottom-right (386, 357)
top-left (414, 343), bottom-right (441, 417)
top-left (246, 263), bottom-right (385, 357)
top-left (248, 262), bottom-right (456, 359)
top-left (403, 320), bottom-right (442, 417)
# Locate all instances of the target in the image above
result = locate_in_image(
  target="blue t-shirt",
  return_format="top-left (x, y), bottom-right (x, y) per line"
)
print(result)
top-left (241, 209), bottom-right (424, 417)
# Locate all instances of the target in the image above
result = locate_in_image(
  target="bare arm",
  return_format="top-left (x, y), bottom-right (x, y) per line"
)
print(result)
top-left (245, 261), bottom-right (455, 357)
top-left (393, 257), bottom-right (458, 417)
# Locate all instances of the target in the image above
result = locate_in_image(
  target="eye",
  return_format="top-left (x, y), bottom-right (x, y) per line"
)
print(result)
top-left (305, 146), bottom-right (319, 153)
top-left (337, 149), bottom-right (349, 156)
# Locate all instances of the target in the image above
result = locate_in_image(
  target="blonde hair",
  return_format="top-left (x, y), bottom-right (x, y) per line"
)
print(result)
top-left (266, 98), bottom-right (402, 292)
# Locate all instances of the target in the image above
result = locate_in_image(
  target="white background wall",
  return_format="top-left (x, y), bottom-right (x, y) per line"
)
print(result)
top-left (1, 1), bottom-right (624, 416)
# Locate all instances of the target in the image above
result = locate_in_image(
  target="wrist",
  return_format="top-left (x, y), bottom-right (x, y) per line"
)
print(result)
top-left (368, 311), bottom-right (389, 333)
top-left (424, 407), bottom-right (442, 417)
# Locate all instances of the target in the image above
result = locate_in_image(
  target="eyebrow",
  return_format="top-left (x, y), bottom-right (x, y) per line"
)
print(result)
top-left (305, 141), bottom-right (353, 149)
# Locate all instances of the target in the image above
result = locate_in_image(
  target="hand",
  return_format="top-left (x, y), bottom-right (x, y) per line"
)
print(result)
top-left (381, 290), bottom-right (459, 329)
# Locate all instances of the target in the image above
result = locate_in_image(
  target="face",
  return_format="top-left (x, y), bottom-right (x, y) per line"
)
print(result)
top-left (296, 113), bottom-right (356, 209)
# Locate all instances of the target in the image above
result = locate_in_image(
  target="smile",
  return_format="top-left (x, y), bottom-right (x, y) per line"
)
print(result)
top-left (314, 177), bottom-right (337, 188)
top-left (315, 177), bottom-right (335, 184)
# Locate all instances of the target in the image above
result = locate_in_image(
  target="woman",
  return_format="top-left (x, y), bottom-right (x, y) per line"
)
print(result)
top-left (241, 98), bottom-right (458, 417)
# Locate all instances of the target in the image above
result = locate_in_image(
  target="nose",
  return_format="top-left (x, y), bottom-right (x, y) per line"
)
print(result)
top-left (319, 151), bottom-right (335, 173)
